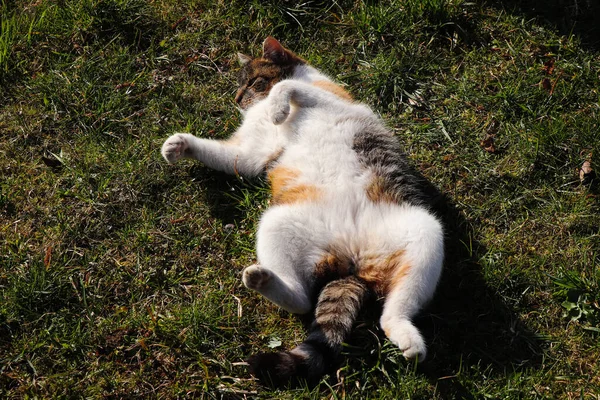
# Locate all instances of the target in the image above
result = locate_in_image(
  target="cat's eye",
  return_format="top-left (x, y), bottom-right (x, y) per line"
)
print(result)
top-left (250, 77), bottom-right (267, 91)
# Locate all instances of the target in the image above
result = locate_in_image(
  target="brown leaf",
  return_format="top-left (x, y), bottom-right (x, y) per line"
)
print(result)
top-left (171, 16), bottom-right (187, 30)
top-left (44, 246), bottom-right (53, 270)
top-left (540, 78), bottom-right (552, 92)
top-left (480, 134), bottom-right (496, 153)
top-left (542, 58), bottom-right (555, 75)
top-left (185, 54), bottom-right (198, 66)
top-left (115, 82), bottom-right (135, 90)
top-left (580, 161), bottom-right (596, 185)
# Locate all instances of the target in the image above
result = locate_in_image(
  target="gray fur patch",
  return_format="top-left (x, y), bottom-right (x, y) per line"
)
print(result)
top-left (353, 127), bottom-right (431, 207)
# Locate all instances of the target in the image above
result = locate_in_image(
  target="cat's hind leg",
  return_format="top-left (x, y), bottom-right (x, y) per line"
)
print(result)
top-left (381, 309), bottom-right (428, 361)
top-left (243, 204), bottom-right (327, 315)
top-left (379, 243), bottom-right (443, 361)
top-left (369, 208), bottom-right (444, 362)
top-left (242, 263), bottom-right (311, 315)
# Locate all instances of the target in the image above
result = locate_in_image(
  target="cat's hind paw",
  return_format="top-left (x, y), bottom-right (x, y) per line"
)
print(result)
top-left (161, 134), bottom-right (189, 164)
top-left (242, 264), bottom-right (273, 290)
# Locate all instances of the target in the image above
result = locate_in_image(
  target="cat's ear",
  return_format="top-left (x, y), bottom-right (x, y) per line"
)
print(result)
top-left (237, 53), bottom-right (252, 65)
top-left (262, 37), bottom-right (290, 64)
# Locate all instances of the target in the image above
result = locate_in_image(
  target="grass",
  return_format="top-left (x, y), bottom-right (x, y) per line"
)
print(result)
top-left (1, 0), bottom-right (599, 398)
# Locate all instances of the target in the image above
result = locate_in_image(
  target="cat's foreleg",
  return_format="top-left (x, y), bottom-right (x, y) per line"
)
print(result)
top-left (267, 81), bottom-right (330, 125)
top-left (161, 133), bottom-right (265, 177)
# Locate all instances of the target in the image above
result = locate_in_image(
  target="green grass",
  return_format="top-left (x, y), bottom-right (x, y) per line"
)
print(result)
top-left (1, 0), bottom-right (599, 398)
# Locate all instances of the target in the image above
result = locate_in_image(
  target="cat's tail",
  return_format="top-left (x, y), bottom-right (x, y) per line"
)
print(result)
top-left (248, 276), bottom-right (368, 387)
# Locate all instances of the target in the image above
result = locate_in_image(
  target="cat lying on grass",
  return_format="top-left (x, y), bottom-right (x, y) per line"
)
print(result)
top-left (161, 37), bottom-right (444, 386)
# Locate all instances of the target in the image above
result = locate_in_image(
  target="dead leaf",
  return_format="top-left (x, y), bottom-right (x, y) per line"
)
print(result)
top-left (115, 82), bottom-right (135, 90)
top-left (44, 246), bottom-right (53, 270)
top-left (137, 338), bottom-right (148, 350)
top-left (540, 73), bottom-right (563, 95)
top-left (185, 54), bottom-right (198, 66)
top-left (579, 161), bottom-right (596, 185)
top-left (171, 16), bottom-right (187, 30)
top-left (480, 134), bottom-right (496, 153)
top-left (541, 78), bottom-right (552, 92)
top-left (542, 58), bottom-right (555, 75)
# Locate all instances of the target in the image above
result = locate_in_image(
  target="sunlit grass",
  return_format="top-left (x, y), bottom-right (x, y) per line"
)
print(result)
top-left (1, 0), bottom-right (599, 398)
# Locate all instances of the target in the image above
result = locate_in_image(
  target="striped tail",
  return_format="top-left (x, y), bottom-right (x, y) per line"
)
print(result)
top-left (248, 276), bottom-right (368, 386)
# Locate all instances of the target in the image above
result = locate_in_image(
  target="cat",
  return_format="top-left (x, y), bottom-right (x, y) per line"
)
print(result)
top-left (161, 37), bottom-right (444, 385)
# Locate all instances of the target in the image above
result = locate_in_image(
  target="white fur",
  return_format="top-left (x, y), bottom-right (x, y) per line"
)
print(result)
top-left (161, 65), bottom-right (444, 361)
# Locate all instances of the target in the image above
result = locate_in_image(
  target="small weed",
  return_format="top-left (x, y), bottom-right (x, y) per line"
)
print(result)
top-left (551, 269), bottom-right (600, 330)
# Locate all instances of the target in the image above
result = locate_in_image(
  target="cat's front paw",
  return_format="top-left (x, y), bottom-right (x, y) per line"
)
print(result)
top-left (268, 83), bottom-right (292, 125)
top-left (269, 101), bottom-right (291, 125)
top-left (242, 264), bottom-right (272, 290)
top-left (161, 134), bottom-right (189, 164)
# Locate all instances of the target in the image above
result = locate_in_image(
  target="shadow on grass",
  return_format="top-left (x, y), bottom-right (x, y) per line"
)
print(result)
top-left (342, 192), bottom-right (545, 398)
top-left (486, 0), bottom-right (600, 50)
top-left (421, 196), bottom-right (544, 397)
top-left (186, 166), bottom-right (250, 225)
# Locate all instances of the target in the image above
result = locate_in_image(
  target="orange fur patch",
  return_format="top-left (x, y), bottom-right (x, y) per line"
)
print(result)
top-left (366, 176), bottom-right (396, 204)
top-left (357, 249), bottom-right (409, 295)
top-left (391, 263), bottom-right (411, 291)
top-left (314, 252), bottom-right (352, 282)
top-left (267, 166), bottom-right (322, 205)
top-left (383, 326), bottom-right (391, 338)
top-left (312, 80), bottom-right (353, 101)
top-left (276, 184), bottom-right (321, 204)
top-left (268, 166), bottom-right (300, 199)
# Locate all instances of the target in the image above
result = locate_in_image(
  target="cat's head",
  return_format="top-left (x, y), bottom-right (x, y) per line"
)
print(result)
top-left (235, 37), bottom-right (305, 110)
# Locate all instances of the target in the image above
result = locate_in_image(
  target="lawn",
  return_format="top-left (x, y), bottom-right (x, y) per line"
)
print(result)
top-left (1, 0), bottom-right (599, 398)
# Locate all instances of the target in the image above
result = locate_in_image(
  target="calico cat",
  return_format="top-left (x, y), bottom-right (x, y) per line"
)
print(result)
top-left (161, 37), bottom-right (444, 385)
